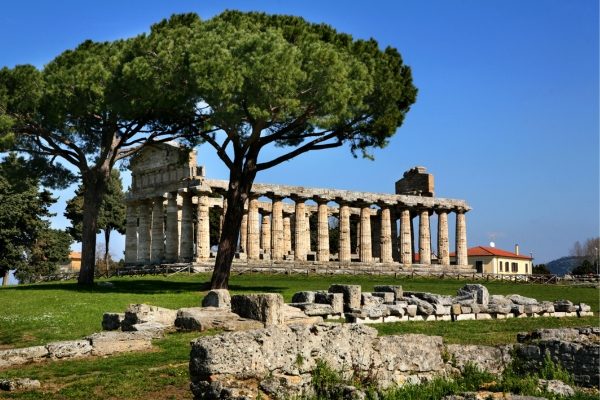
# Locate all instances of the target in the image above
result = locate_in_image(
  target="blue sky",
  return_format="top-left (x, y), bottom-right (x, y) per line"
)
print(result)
top-left (1, 0), bottom-right (598, 268)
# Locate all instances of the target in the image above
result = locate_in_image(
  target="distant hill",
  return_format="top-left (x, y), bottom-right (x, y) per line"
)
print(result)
top-left (546, 256), bottom-right (586, 276)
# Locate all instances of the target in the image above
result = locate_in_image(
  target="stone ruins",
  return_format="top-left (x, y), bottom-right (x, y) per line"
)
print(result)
top-left (124, 143), bottom-right (472, 271)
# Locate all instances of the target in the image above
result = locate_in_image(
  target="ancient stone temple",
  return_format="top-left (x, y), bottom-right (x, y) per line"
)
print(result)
top-left (124, 143), bottom-right (472, 272)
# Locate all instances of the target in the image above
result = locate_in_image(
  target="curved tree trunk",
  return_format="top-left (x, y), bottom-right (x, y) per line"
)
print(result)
top-left (78, 168), bottom-right (109, 286)
top-left (211, 167), bottom-right (256, 289)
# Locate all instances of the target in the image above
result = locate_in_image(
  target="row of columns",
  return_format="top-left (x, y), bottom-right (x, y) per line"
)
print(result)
top-left (125, 193), bottom-right (469, 266)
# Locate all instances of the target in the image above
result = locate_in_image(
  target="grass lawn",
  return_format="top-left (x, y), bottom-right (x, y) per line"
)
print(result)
top-left (0, 273), bottom-right (598, 399)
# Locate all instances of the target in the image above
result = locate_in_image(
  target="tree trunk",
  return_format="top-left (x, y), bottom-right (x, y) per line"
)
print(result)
top-left (2, 269), bottom-right (8, 286)
top-left (104, 228), bottom-right (111, 273)
top-left (210, 167), bottom-right (256, 289)
top-left (78, 168), bottom-right (109, 286)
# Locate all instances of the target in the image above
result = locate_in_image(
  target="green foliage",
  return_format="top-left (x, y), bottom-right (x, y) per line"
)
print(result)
top-left (64, 169), bottom-right (126, 242)
top-left (538, 352), bottom-right (574, 384)
top-left (15, 228), bottom-right (72, 283)
top-left (533, 264), bottom-right (551, 275)
top-left (311, 359), bottom-right (348, 399)
top-left (571, 260), bottom-right (597, 275)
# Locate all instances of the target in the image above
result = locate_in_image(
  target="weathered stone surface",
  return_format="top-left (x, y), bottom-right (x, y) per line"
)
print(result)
top-left (371, 292), bottom-right (395, 304)
top-left (454, 294), bottom-right (476, 306)
top-left (406, 296), bottom-right (434, 315)
top-left (523, 304), bottom-right (540, 314)
top-left (433, 304), bottom-right (451, 316)
top-left (291, 291), bottom-right (316, 304)
top-left (447, 344), bottom-right (513, 374)
top-left (406, 291), bottom-right (453, 306)
top-left (0, 346), bottom-right (48, 368)
top-left (361, 293), bottom-right (384, 307)
top-left (373, 285), bottom-right (403, 300)
top-left (484, 303), bottom-right (511, 314)
top-left (102, 312), bottom-right (124, 331)
top-left (578, 303), bottom-right (591, 312)
top-left (357, 304), bottom-right (390, 319)
top-left (507, 294), bottom-right (538, 306)
top-left (451, 304), bottom-right (462, 315)
top-left (554, 299), bottom-right (577, 312)
top-left (0, 378), bottom-right (41, 391)
top-left (288, 303), bottom-right (335, 317)
top-left (128, 322), bottom-right (168, 337)
top-left (282, 305), bottom-right (323, 325)
top-left (539, 301), bottom-right (555, 313)
top-left (406, 304), bottom-right (418, 317)
top-left (490, 295), bottom-right (513, 307)
top-left (456, 284), bottom-right (489, 305)
top-left (314, 292), bottom-right (344, 314)
top-left (538, 379), bottom-right (575, 397)
top-left (121, 304), bottom-right (178, 331)
top-left (201, 289), bottom-right (231, 309)
top-left (46, 340), bottom-right (92, 359)
top-left (385, 305), bottom-right (405, 317)
top-left (175, 307), bottom-right (263, 332)
top-left (511, 304), bottom-right (525, 314)
top-left (231, 293), bottom-right (285, 326)
top-left (329, 284), bottom-right (361, 311)
top-left (86, 331), bottom-right (153, 356)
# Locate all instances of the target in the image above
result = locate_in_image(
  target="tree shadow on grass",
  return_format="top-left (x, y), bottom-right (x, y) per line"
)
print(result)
top-left (5, 278), bottom-right (286, 295)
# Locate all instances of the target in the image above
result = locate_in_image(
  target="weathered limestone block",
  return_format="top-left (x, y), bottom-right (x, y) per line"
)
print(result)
top-left (356, 304), bottom-right (390, 319)
top-left (361, 293), bottom-right (384, 307)
top-left (291, 291), bottom-right (316, 304)
top-left (175, 307), bottom-right (263, 332)
top-left (329, 284), bottom-right (361, 311)
top-left (451, 304), bottom-right (462, 315)
top-left (454, 313), bottom-right (476, 321)
top-left (46, 340), bottom-right (92, 359)
top-left (539, 301), bottom-right (555, 313)
top-left (554, 299), bottom-right (577, 312)
top-left (201, 290), bottom-right (231, 309)
top-left (511, 304), bottom-right (525, 314)
top-left (0, 378), bottom-right (41, 391)
top-left (102, 312), bottom-right (124, 331)
top-left (457, 284), bottom-right (489, 305)
top-left (578, 303), bottom-right (591, 312)
top-left (406, 296), bottom-right (435, 315)
top-left (372, 292), bottom-right (395, 304)
top-left (128, 322), bottom-right (168, 337)
top-left (288, 303), bottom-right (335, 317)
top-left (523, 304), bottom-right (541, 314)
top-left (490, 295), bottom-right (513, 307)
top-left (447, 344), bottom-right (513, 375)
top-left (406, 291), bottom-right (453, 306)
top-left (454, 294), bottom-right (476, 306)
top-left (406, 304), bottom-right (418, 317)
top-left (231, 294), bottom-right (285, 327)
top-left (507, 294), bottom-right (539, 306)
top-left (434, 304), bottom-right (451, 316)
top-left (476, 313), bottom-right (493, 320)
top-left (461, 306), bottom-right (472, 314)
top-left (538, 379), bottom-right (575, 397)
top-left (484, 303), bottom-right (512, 315)
top-left (0, 346), bottom-right (49, 368)
top-left (121, 304), bottom-right (178, 331)
top-left (373, 285), bottom-right (403, 300)
top-left (86, 331), bottom-right (153, 356)
top-left (282, 305), bottom-right (323, 326)
top-left (386, 305), bottom-right (406, 316)
top-left (314, 292), bottom-right (344, 314)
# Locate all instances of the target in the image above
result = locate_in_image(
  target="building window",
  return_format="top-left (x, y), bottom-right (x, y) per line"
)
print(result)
top-left (475, 261), bottom-right (483, 273)
top-left (505, 261), bottom-right (509, 272)
top-left (511, 262), bottom-right (518, 272)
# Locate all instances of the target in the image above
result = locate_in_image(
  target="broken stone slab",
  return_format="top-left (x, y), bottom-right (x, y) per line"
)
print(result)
top-left (314, 292), bottom-right (344, 314)
top-left (291, 291), bottom-right (316, 304)
top-left (578, 303), bottom-right (591, 312)
top-left (447, 344), bottom-right (513, 375)
top-left (121, 304), bottom-right (178, 331)
top-left (372, 292), bottom-right (395, 304)
top-left (128, 322), bottom-right (168, 338)
top-left (0, 378), bottom-right (41, 391)
top-left (328, 284), bottom-right (361, 311)
top-left (554, 300), bottom-right (577, 312)
top-left (201, 289), bottom-right (231, 309)
top-left (489, 295), bottom-right (513, 307)
top-left (461, 306), bottom-right (472, 314)
top-left (433, 304), bottom-right (451, 316)
top-left (46, 340), bottom-right (92, 359)
top-left (385, 305), bottom-right (406, 317)
top-left (454, 313), bottom-right (476, 321)
top-left (102, 312), bottom-right (124, 331)
top-left (406, 296), bottom-right (434, 315)
top-left (405, 291), bottom-right (454, 306)
top-left (406, 304), bottom-right (418, 317)
top-left (484, 303), bottom-right (512, 314)
top-left (523, 304), bottom-right (541, 314)
top-left (373, 285), bottom-right (403, 300)
top-left (359, 304), bottom-right (390, 319)
top-left (175, 307), bottom-right (263, 332)
top-left (86, 331), bottom-right (153, 356)
top-left (231, 293), bottom-right (285, 327)
top-left (539, 301), bottom-right (555, 313)
top-left (282, 305), bottom-right (324, 326)
top-left (511, 304), bottom-right (525, 314)
top-left (0, 346), bottom-right (49, 368)
top-left (457, 284), bottom-right (489, 305)
top-left (288, 303), bottom-right (335, 317)
top-left (454, 294), bottom-right (476, 306)
top-left (538, 379), bottom-right (575, 397)
top-left (361, 293), bottom-right (384, 307)
top-left (507, 294), bottom-right (539, 306)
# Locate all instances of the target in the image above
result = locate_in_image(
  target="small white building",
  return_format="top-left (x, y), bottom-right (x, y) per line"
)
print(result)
top-left (451, 245), bottom-right (533, 275)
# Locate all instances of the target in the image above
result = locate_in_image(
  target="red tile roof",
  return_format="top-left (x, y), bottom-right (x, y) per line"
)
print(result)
top-left (450, 246), bottom-right (532, 260)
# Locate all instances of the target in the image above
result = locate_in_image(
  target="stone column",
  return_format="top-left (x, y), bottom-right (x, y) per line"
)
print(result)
top-left (418, 209), bottom-right (431, 265)
top-left (317, 200), bottom-right (329, 262)
top-left (196, 195), bottom-right (211, 261)
top-left (338, 203), bottom-right (351, 263)
top-left (305, 210), bottom-right (312, 254)
top-left (380, 206), bottom-right (393, 263)
top-left (293, 199), bottom-right (307, 261)
top-left (437, 209), bottom-right (450, 265)
top-left (151, 196), bottom-right (165, 263)
top-left (399, 208), bottom-right (412, 265)
top-left (124, 202), bottom-right (138, 264)
top-left (247, 197), bottom-right (260, 260)
top-left (283, 215), bottom-right (292, 255)
top-left (260, 213), bottom-right (271, 256)
top-left (391, 210), bottom-right (400, 262)
top-left (179, 192), bottom-right (194, 262)
top-left (271, 198), bottom-right (284, 260)
top-left (359, 205), bottom-right (372, 263)
top-left (455, 209), bottom-right (468, 266)
top-left (240, 211), bottom-right (248, 253)
top-left (138, 201), bottom-right (152, 263)
top-left (165, 193), bottom-right (180, 263)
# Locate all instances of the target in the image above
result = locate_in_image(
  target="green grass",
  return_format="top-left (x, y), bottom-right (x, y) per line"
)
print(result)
top-left (0, 273), bottom-right (598, 348)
